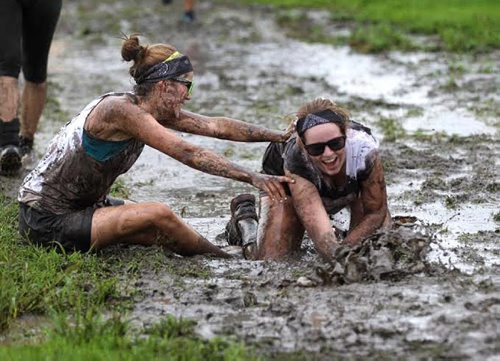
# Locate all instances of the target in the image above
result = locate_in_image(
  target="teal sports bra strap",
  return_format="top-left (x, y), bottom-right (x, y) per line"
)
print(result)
top-left (82, 129), bottom-right (132, 162)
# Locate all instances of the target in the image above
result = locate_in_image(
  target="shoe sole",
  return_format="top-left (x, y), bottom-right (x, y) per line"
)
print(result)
top-left (0, 152), bottom-right (22, 175)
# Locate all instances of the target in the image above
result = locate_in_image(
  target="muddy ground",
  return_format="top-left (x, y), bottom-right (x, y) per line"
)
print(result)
top-left (1, 0), bottom-right (499, 359)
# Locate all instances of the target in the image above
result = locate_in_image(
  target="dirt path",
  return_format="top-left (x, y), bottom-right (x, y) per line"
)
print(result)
top-left (1, 0), bottom-right (498, 359)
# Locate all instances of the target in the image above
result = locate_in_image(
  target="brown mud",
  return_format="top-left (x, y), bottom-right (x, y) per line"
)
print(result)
top-left (1, 0), bottom-right (499, 359)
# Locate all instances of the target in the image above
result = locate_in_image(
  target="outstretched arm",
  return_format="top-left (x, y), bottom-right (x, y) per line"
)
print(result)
top-left (344, 155), bottom-right (390, 246)
top-left (164, 110), bottom-right (293, 142)
top-left (119, 104), bottom-right (294, 200)
top-left (287, 171), bottom-right (339, 262)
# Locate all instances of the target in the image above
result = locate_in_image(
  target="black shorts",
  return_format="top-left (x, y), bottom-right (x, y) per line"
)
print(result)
top-left (18, 197), bottom-right (125, 252)
top-left (0, 0), bottom-right (62, 82)
top-left (261, 141), bottom-right (291, 196)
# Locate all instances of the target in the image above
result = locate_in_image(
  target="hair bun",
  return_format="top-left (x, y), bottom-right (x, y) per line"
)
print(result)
top-left (121, 34), bottom-right (144, 62)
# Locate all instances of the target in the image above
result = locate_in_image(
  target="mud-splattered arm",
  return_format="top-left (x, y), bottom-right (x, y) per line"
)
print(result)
top-left (121, 106), bottom-right (294, 200)
top-left (164, 110), bottom-right (293, 142)
top-left (287, 170), bottom-right (339, 261)
top-left (344, 155), bottom-right (390, 246)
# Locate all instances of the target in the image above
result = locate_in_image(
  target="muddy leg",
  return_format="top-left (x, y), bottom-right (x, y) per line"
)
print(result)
top-left (247, 195), bottom-right (304, 260)
top-left (0, 76), bottom-right (19, 121)
top-left (0, 76), bottom-right (22, 174)
top-left (20, 80), bottom-right (47, 140)
top-left (91, 202), bottom-right (231, 258)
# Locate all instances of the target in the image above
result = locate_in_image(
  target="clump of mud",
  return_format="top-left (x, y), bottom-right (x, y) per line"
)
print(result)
top-left (314, 216), bottom-right (438, 285)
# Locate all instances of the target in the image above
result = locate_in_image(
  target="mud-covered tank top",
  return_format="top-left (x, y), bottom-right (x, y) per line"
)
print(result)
top-left (18, 92), bottom-right (145, 214)
top-left (284, 126), bottom-right (379, 215)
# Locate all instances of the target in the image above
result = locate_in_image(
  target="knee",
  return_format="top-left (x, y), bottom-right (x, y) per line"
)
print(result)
top-left (146, 202), bottom-right (176, 226)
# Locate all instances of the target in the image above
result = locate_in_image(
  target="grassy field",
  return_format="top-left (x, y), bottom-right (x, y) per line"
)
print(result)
top-left (233, 0), bottom-right (500, 53)
top-left (0, 196), bottom-right (254, 360)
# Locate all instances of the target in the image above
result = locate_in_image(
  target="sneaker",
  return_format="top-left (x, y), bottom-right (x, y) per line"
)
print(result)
top-left (19, 136), bottom-right (34, 157)
top-left (181, 10), bottom-right (195, 23)
top-left (0, 144), bottom-right (22, 175)
top-left (225, 194), bottom-right (258, 246)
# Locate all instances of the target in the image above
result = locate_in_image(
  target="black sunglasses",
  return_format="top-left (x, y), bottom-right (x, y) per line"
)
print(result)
top-left (171, 77), bottom-right (193, 96)
top-left (304, 136), bottom-right (347, 156)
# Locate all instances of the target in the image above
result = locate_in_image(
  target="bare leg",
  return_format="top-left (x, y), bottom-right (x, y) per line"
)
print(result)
top-left (20, 80), bottom-right (47, 140)
top-left (0, 76), bottom-right (19, 121)
top-left (248, 196), bottom-right (305, 260)
top-left (91, 202), bottom-right (230, 258)
top-left (182, 0), bottom-right (195, 22)
top-left (0, 76), bottom-right (22, 173)
top-left (184, 0), bottom-right (194, 12)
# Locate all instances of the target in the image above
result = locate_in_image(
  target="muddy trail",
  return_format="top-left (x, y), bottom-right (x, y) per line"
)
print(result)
top-left (1, 0), bottom-right (499, 359)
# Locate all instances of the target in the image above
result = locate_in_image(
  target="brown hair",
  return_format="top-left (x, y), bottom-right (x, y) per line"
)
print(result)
top-left (121, 34), bottom-right (177, 95)
top-left (296, 98), bottom-right (350, 136)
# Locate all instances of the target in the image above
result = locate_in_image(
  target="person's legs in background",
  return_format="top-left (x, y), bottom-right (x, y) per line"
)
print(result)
top-left (18, 0), bottom-right (62, 158)
top-left (0, 0), bottom-right (61, 175)
top-left (0, 0), bottom-right (23, 174)
top-left (183, 0), bottom-right (195, 23)
top-left (161, 0), bottom-right (196, 23)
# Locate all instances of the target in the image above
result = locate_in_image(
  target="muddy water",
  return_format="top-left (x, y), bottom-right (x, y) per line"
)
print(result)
top-left (2, 0), bottom-right (499, 359)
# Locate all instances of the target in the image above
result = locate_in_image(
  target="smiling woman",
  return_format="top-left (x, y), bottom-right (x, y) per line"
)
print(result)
top-left (17, 34), bottom-right (296, 256)
top-left (225, 98), bottom-right (392, 262)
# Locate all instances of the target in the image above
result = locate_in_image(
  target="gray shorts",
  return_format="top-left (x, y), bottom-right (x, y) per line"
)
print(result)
top-left (18, 197), bottom-right (124, 252)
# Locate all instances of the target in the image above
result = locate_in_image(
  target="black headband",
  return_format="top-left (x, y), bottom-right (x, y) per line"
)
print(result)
top-left (296, 109), bottom-right (345, 138)
top-left (135, 54), bottom-right (193, 85)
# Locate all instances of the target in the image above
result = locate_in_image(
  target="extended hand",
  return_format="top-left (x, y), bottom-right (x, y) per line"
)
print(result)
top-left (250, 173), bottom-right (295, 201)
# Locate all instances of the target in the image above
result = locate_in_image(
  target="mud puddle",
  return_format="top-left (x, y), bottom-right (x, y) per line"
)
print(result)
top-left (1, 0), bottom-right (499, 359)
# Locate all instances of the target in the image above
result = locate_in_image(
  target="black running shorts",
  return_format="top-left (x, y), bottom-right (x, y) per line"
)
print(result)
top-left (0, 0), bottom-right (62, 82)
top-left (18, 197), bottom-right (125, 252)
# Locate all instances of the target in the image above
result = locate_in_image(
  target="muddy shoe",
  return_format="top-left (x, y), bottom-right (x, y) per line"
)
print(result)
top-left (19, 136), bottom-right (34, 157)
top-left (181, 11), bottom-right (195, 23)
top-left (225, 194), bottom-right (258, 246)
top-left (0, 145), bottom-right (22, 175)
top-left (0, 118), bottom-right (22, 175)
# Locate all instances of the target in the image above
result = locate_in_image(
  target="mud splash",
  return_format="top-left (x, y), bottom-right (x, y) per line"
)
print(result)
top-left (316, 216), bottom-right (436, 285)
top-left (1, 0), bottom-right (498, 359)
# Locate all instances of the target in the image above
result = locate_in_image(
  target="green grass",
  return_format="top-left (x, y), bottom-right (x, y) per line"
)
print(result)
top-left (0, 196), bottom-right (255, 359)
top-left (376, 117), bottom-right (406, 142)
top-left (232, 0), bottom-right (500, 53)
top-left (0, 314), bottom-right (256, 360)
top-left (0, 196), bottom-right (119, 332)
top-left (110, 178), bottom-right (132, 199)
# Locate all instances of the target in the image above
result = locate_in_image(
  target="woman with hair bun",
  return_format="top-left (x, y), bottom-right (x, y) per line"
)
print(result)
top-left (225, 98), bottom-right (392, 262)
top-left (17, 35), bottom-right (294, 256)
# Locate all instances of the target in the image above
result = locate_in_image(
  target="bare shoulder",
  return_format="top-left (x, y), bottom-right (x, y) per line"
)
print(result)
top-left (86, 93), bottom-right (147, 140)
top-left (95, 94), bottom-right (142, 119)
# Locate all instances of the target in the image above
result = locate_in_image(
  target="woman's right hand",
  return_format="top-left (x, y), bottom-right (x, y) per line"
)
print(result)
top-left (250, 173), bottom-right (295, 201)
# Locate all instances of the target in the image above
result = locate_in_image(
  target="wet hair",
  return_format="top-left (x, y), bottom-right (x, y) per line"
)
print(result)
top-left (296, 98), bottom-right (350, 138)
top-left (121, 34), bottom-right (178, 95)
